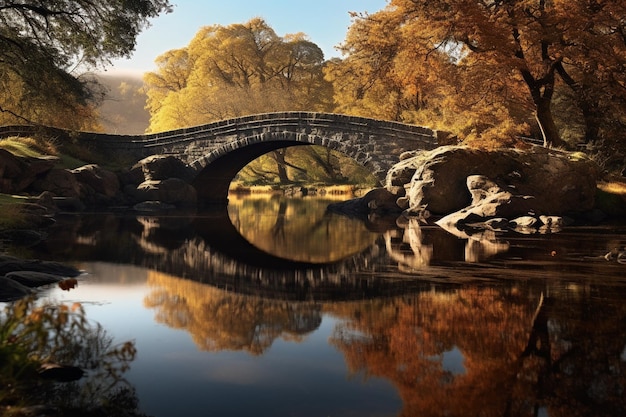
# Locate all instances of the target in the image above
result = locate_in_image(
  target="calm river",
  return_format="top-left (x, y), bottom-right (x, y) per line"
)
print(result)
top-left (6, 194), bottom-right (626, 417)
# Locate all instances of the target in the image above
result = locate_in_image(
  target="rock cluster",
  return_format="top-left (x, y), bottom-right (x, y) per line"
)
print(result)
top-left (0, 255), bottom-right (81, 301)
top-left (386, 145), bottom-right (600, 233)
top-left (0, 150), bottom-right (198, 212)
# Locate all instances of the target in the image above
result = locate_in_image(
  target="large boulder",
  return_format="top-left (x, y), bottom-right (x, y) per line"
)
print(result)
top-left (71, 164), bottom-right (120, 197)
top-left (31, 168), bottom-right (81, 199)
top-left (388, 146), bottom-right (599, 217)
top-left (133, 155), bottom-right (194, 182)
top-left (0, 149), bottom-right (57, 193)
top-left (118, 164), bottom-right (145, 188)
top-left (435, 175), bottom-right (565, 234)
top-left (132, 178), bottom-right (197, 207)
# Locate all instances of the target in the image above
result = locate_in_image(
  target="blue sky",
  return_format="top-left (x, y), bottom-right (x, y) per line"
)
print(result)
top-left (107, 0), bottom-right (388, 75)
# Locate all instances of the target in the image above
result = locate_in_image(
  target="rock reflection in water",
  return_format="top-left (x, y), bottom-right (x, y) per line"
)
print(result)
top-left (385, 217), bottom-right (510, 271)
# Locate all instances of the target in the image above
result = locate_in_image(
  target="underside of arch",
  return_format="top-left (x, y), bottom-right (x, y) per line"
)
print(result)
top-left (192, 140), bottom-right (310, 206)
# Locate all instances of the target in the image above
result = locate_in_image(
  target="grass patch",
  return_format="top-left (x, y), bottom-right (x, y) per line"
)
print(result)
top-left (0, 138), bottom-right (45, 158)
top-left (58, 153), bottom-right (88, 169)
top-left (598, 180), bottom-right (626, 195)
top-left (0, 195), bottom-right (29, 229)
top-left (0, 136), bottom-right (89, 170)
top-left (0, 136), bottom-right (57, 157)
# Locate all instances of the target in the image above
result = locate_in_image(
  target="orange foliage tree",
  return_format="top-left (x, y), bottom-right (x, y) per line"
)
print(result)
top-left (329, 0), bottom-right (626, 149)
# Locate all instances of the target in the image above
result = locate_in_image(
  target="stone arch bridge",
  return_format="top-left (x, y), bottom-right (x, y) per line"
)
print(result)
top-left (0, 112), bottom-right (439, 205)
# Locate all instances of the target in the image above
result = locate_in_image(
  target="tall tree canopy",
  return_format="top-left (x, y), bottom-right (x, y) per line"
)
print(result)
top-left (330, 0), bottom-right (626, 149)
top-left (143, 18), bottom-right (349, 186)
top-left (0, 0), bottom-right (172, 129)
top-left (143, 18), bottom-right (333, 132)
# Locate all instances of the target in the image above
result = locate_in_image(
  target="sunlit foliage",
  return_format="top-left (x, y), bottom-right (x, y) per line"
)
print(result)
top-left (144, 18), bottom-right (333, 132)
top-left (331, 0), bottom-right (626, 150)
top-left (236, 145), bottom-right (378, 186)
top-left (0, 0), bottom-right (172, 129)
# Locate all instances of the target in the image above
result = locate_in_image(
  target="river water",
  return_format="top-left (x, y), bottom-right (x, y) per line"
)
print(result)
top-left (6, 195), bottom-right (626, 417)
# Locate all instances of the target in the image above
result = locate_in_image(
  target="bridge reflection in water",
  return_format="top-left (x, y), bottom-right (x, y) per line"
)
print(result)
top-left (31, 198), bottom-right (626, 417)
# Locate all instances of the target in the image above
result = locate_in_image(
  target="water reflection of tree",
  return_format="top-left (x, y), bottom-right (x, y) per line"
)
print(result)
top-left (228, 196), bottom-right (378, 262)
top-left (270, 200), bottom-right (288, 243)
top-left (327, 285), bottom-right (626, 417)
top-left (513, 286), bottom-right (626, 417)
top-left (1, 297), bottom-right (146, 416)
top-left (144, 271), bottom-right (322, 355)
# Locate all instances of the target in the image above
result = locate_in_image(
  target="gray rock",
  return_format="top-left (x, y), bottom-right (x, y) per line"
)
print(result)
top-left (0, 276), bottom-right (32, 301)
top-left (510, 216), bottom-right (538, 228)
top-left (435, 176), bottom-right (538, 231)
top-left (71, 164), bottom-right (120, 197)
top-left (118, 164), bottom-right (146, 187)
top-left (388, 145), bottom-right (599, 216)
top-left (0, 149), bottom-right (57, 193)
top-left (327, 188), bottom-right (401, 216)
top-left (5, 271), bottom-right (64, 287)
top-left (134, 155), bottom-right (194, 182)
top-left (31, 168), bottom-right (81, 199)
top-left (539, 215), bottom-right (565, 228)
top-left (133, 178), bottom-right (197, 207)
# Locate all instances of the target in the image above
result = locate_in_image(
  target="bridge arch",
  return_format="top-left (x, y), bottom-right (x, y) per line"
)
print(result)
top-left (190, 131), bottom-right (380, 205)
top-left (179, 112), bottom-right (438, 205)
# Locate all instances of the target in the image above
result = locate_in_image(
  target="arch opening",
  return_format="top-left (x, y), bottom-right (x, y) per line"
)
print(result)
top-left (191, 139), bottom-right (380, 207)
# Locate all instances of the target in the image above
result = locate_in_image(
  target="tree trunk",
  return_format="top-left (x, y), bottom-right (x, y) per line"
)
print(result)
top-left (535, 98), bottom-right (566, 148)
top-left (580, 100), bottom-right (601, 144)
top-left (555, 63), bottom-right (600, 144)
top-left (271, 149), bottom-right (291, 184)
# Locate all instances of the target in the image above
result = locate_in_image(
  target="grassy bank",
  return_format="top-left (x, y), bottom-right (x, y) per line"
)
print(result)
top-left (0, 194), bottom-right (30, 229)
top-left (0, 135), bottom-right (87, 169)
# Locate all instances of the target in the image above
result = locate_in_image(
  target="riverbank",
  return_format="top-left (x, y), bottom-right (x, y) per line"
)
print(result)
top-left (229, 182), bottom-right (372, 199)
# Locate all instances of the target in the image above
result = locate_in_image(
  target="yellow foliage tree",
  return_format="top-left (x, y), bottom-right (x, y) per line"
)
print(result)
top-left (144, 18), bottom-right (333, 133)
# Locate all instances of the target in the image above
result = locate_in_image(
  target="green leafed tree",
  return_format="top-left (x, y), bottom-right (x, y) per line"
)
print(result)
top-left (0, 0), bottom-right (172, 129)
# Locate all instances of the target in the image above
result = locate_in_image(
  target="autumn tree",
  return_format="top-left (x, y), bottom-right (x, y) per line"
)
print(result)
top-left (0, 0), bottom-right (172, 129)
top-left (144, 18), bottom-right (333, 132)
top-left (144, 18), bottom-right (342, 184)
top-left (332, 0), bottom-right (626, 149)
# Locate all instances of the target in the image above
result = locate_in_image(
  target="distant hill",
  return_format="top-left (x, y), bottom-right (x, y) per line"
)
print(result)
top-left (95, 73), bottom-right (150, 135)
